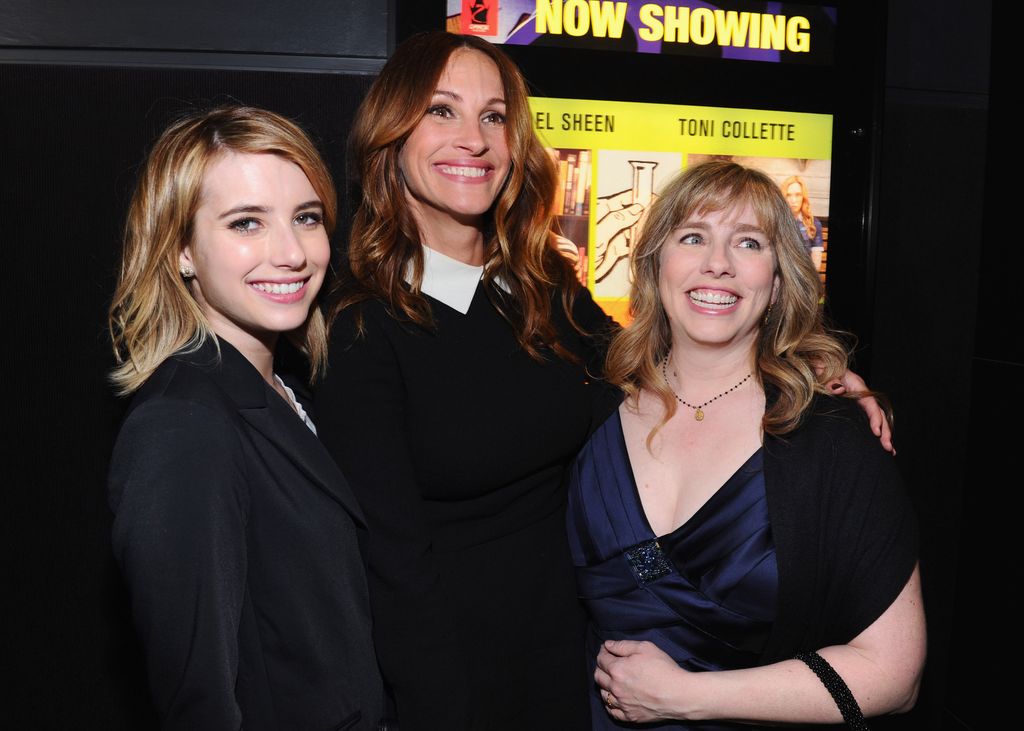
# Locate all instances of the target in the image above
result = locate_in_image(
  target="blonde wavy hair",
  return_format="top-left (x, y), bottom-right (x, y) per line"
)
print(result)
top-left (605, 161), bottom-right (851, 437)
top-left (109, 105), bottom-right (336, 394)
top-left (331, 31), bottom-right (580, 360)
top-left (781, 174), bottom-right (818, 241)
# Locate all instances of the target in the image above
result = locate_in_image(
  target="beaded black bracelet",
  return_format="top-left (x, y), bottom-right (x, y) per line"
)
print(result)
top-left (795, 651), bottom-right (869, 730)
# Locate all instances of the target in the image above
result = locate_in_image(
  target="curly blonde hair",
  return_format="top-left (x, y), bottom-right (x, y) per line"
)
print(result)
top-left (605, 161), bottom-right (850, 437)
top-left (781, 174), bottom-right (818, 240)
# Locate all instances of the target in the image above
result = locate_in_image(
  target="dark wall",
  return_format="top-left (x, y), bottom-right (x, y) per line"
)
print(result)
top-left (0, 4), bottom-right (382, 726)
top-left (871, 1), bottom-right (996, 729)
top-left (948, 2), bottom-right (1013, 729)
top-left (1, 61), bottom-right (375, 729)
top-left (1, 1), bottom-right (997, 728)
top-left (0, 0), bottom-right (390, 58)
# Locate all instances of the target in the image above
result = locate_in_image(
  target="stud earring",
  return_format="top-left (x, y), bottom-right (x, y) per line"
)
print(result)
top-left (180, 265), bottom-right (195, 279)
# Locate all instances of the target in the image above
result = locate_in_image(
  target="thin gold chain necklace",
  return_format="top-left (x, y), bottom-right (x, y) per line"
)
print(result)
top-left (661, 354), bottom-right (752, 422)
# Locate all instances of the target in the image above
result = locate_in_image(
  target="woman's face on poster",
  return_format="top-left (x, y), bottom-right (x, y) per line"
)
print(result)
top-left (785, 182), bottom-right (804, 215)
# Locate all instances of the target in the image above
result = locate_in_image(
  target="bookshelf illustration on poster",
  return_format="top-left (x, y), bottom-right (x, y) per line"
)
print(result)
top-left (548, 148), bottom-right (592, 285)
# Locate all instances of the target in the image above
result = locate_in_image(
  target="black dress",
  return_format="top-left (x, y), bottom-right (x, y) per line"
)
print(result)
top-left (315, 278), bottom-right (616, 731)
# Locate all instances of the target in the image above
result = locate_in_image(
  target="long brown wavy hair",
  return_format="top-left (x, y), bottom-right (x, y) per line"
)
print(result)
top-left (109, 105), bottom-right (336, 394)
top-left (331, 31), bottom-right (580, 360)
top-left (781, 174), bottom-right (818, 240)
top-left (605, 161), bottom-right (853, 437)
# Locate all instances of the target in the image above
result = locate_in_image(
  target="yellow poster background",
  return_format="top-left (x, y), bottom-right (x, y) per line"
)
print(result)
top-left (530, 96), bottom-right (833, 322)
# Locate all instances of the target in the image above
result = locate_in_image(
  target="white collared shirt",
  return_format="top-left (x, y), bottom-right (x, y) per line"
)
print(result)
top-left (411, 245), bottom-right (509, 314)
top-left (274, 375), bottom-right (317, 435)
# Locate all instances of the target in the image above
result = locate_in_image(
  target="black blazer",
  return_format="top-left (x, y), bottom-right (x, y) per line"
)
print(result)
top-left (109, 339), bottom-right (383, 730)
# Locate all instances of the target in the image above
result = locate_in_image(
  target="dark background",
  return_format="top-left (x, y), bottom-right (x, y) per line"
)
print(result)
top-left (1, 1), bottom-right (1008, 728)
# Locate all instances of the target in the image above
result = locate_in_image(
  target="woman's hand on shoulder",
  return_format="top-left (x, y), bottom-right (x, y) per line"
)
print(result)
top-left (829, 369), bottom-right (894, 454)
top-left (594, 639), bottom-right (696, 724)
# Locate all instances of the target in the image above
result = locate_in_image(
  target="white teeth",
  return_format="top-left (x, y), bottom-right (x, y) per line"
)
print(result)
top-left (252, 281), bottom-right (304, 295)
top-left (438, 165), bottom-right (488, 178)
top-left (689, 290), bottom-right (737, 306)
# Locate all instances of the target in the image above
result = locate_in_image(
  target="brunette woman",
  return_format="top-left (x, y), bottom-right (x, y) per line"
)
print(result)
top-left (316, 32), bottom-right (891, 731)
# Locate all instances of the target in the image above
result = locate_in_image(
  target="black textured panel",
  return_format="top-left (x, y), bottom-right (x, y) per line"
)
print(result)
top-left (1, 63), bottom-right (372, 728)
top-left (0, 0), bottom-right (389, 58)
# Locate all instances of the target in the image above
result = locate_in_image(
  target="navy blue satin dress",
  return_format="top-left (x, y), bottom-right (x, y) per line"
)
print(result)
top-left (566, 410), bottom-right (778, 730)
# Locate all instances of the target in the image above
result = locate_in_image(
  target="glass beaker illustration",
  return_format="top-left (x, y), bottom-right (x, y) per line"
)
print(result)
top-left (629, 160), bottom-right (658, 207)
top-left (625, 160), bottom-right (657, 251)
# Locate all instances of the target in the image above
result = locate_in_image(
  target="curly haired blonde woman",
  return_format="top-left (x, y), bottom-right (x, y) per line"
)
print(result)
top-left (567, 162), bottom-right (924, 730)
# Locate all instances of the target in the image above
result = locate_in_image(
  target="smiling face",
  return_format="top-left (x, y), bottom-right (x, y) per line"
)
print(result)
top-left (180, 151), bottom-right (329, 358)
top-left (658, 201), bottom-right (778, 356)
top-left (398, 48), bottom-right (510, 245)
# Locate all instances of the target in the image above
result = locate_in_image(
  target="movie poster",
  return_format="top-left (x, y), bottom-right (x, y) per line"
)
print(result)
top-left (530, 96), bottom-right (832, 323)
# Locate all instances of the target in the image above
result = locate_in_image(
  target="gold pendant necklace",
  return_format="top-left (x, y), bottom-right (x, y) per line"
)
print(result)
top-left (661, 354), bottom-right (751, 422)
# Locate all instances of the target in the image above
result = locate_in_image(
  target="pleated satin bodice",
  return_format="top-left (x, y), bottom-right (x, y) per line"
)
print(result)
top-left (566, 409), bottom-right (779, 729)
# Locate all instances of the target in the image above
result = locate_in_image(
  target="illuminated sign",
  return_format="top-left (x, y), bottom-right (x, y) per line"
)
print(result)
top-left (446, 1), bottom-right (836, 64)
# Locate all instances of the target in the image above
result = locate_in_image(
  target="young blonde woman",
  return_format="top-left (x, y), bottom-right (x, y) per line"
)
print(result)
top-left (108, 106), bottom-right (383, 730)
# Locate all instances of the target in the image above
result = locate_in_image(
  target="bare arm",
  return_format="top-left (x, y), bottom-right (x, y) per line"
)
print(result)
top-left (595, 565), bottom-right (925, 725)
